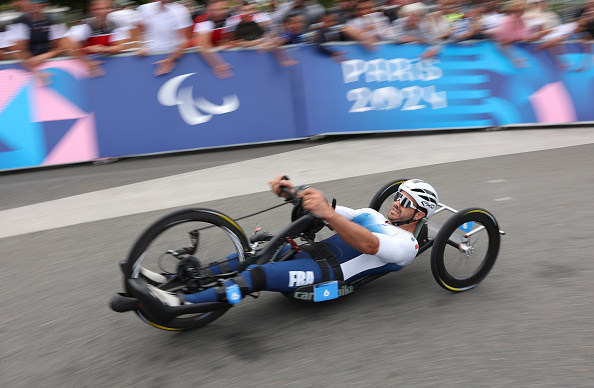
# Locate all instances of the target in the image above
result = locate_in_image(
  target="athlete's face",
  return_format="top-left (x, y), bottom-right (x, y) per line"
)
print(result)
top-left (387, 190), bottom-right (420, 224)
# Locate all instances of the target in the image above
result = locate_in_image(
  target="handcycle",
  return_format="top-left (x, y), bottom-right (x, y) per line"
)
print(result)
top-left (110, 178), bottom-right (504, 331)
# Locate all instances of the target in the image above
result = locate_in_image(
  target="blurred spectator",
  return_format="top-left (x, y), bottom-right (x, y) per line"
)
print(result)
top-left (11, 0), bottom-right (66, 81)
top-left (577, 2), bottom-right (594, 39)
top-left (5, 0), bottom-right (594, 77)
top-left (523, 0), bottom-right (560, 41)
top-left (179, 0), bottom-right (203, 19)
top-left (573, 7), bottom-right (594, 70)
top-left (537, 7), bottom-right (594, 71)
top-left (278, 12), bottom-right (307, 44)
top-left (482, 0), bottom-right (504, 39)
top-left (312, 10), bottom-right (348, 63)
top-left (496, 0), bottom-right (529, 68)
top-left (225, 1), bottom-right (273, 47)
top-left (424, 0), bottom-right (453, 41)
top-left (451, 5), bottom-right (489, 41)
top-left (332, 0), bottom-right (356, 24)
top-left (193, 0), bottom-right (233, 78)
top-left (136, 0), bottom-right (193, 75)
top-left (441, 0), bottom-right (465, 24)
top-left (64, 0), bottom-right (129, 77)
top-left (0, 27), bottom-right (8, 60)
top-left (343, 0), bottom-right (393, 51)
top-left (271, 0), bottom-right (324, 27)
top-left (263, 11), bottom-right (307, 66)
top-left (1, 0), bottom-right (29, 60)
top-left (11, 0), bottom-right (30, 13)
top-left (107, 0), bottom-right (142, 48)
top-left (496, 0), bottom-right (527, 43)
top-left (227, 0), bottom-right (244, 16)
top-left (573, 0), bottom-right (594, 21)
top-left (392, 2), bottom-right (443, 58)
top-left (259, 0), bottom-right (278, 15)
top-left (383, 0), bottom-right (416, 23)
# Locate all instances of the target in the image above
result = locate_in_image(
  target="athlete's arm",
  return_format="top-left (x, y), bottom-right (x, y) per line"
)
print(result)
top-left (302, 188), bottom-right (380, 255)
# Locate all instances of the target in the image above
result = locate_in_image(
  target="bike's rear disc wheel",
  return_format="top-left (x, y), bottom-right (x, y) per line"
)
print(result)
top-left (430, 208), bottom-right (500, 292)
top-left (124, 208), bottom-right (250, 330)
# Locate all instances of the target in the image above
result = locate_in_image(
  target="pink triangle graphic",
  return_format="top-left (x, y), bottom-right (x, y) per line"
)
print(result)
top-left (0, 69), bottom-right (34, 116)
top-left (32, 85), bottom-right (88, 123)
top-left (529, 81), bottom-right (577, 123)
top-left (42, 114), bottom-right (99, 165)
top-left (39, 59), bottom-right (90, 80)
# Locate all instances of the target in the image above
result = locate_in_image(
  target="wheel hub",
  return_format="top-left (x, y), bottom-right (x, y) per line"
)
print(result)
top-left (458, 243), bottom-right (474, 257)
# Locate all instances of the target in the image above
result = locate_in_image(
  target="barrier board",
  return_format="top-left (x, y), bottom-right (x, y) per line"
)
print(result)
top-left (1, 42), bottom-right (593, 171)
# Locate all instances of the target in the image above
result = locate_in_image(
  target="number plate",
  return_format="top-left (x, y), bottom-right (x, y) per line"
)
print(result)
top-left (314, 281), bottom-right (339, 302)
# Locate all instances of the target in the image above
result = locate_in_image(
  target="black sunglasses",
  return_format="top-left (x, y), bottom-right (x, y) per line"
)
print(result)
top-left (393, 191), bottom-right (417, 210)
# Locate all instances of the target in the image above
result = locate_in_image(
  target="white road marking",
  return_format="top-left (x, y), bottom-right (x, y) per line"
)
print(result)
top-left (1, 128), bottom-right (594, 238)
top-left (495, 197), bottom-right (513, 201)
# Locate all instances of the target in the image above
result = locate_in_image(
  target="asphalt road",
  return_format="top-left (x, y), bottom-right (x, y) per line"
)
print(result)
top-left (1, 132), bottom-right (593, 387)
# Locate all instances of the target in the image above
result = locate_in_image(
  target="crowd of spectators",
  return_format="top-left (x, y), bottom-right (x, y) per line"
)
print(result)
top-left (1, 0), bottom-right (594, 82)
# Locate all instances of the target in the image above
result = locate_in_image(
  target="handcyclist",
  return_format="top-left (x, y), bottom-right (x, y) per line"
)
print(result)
top-left (129, 176), bottom-right (439, 322)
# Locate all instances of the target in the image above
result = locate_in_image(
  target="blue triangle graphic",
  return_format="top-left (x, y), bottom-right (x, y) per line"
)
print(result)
top-left (0, 84), bottom-right (44, 170)
top-left (0, 138), bottom-right (14, 152)
top-left (44, 68), bottom-right (92, 114)
top-left (42, 118), bottom-right (78, 154)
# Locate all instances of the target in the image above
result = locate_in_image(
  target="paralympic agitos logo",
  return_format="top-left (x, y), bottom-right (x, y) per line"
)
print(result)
top-left (157, 73), bottom-right (239, 125)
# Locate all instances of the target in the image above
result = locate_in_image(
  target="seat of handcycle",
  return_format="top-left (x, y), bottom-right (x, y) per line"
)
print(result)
top-left (413, 217), bottom-right (428, 245)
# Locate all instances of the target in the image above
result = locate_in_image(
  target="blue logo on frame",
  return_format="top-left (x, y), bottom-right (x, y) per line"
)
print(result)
top-left (314, 281), bottom-right (339, 302)
top-left (226, 283), bottom-right (242, 304)
top-left (458, 222), bottom-right (475, 233)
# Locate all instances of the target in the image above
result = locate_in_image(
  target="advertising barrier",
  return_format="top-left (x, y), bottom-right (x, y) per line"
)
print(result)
top-left (300, 41), bottom-right (593, 134)
top-left (0, 42), bottom-right (592, 171)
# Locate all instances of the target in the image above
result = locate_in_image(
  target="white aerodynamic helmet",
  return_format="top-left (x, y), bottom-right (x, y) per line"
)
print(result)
top-left (399, 179), bottom-right (439, 219)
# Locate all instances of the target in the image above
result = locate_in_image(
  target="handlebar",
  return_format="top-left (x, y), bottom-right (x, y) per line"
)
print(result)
top-left (278, 175), bottom-right (297, 201)
top-left (278, 175), bottom-right (311, 204)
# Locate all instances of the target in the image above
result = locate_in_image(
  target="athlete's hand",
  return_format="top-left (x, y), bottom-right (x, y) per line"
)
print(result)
top-left (302, 187), bottom-right (333, 219)
top-left (269, 175), bottom-right (295, 199)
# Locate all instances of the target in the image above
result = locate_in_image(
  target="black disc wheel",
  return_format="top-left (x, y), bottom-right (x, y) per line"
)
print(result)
top-left (430, 208), bottom-right (500, 292)
top-left (124, 208), bottom-right (251, 330)
top-left (368, 179), bottom-right (410, 213)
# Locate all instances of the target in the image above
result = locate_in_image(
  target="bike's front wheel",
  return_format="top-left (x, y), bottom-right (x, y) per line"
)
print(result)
top-left (123, 208), bottom-right (251, 330)
top-left (430, 208), bottom-right (501, 292)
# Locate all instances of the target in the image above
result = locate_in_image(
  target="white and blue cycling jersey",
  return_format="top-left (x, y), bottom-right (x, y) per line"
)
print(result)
top-left (333, 206), bottom-right (419, 282)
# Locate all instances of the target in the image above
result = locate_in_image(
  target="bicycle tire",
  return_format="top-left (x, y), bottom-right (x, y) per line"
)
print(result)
top-left (124, 208), bottom-right (251, 330)
top-left (430, 208), bottom-right (500, 292)
top-left (368, 178), bottom-right (410, 212)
